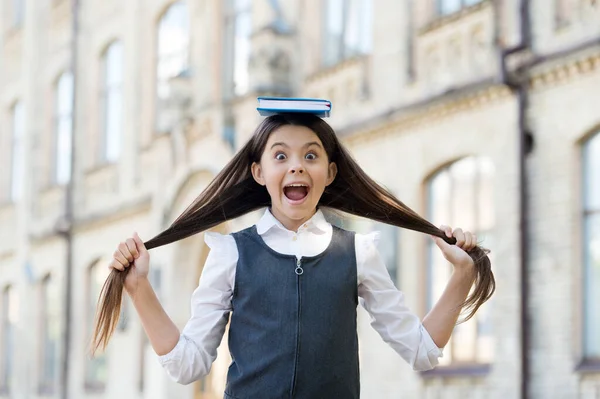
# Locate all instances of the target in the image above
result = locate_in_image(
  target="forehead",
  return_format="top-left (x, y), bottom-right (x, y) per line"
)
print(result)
top-left (266, 125), bottom-right (322, 147)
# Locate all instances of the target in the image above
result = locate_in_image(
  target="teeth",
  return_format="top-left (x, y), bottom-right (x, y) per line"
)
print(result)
top-left (286, 184), bottom-right (307, 187)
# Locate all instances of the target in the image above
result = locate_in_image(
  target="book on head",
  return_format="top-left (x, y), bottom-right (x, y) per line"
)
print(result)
top-left (257, 97), bottom-right (332, 117)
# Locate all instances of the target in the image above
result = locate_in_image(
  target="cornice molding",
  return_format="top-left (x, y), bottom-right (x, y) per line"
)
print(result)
top-left (529, 52), bottom-right (600, 90)
top-left (343, 85), bottom-right (512, 145)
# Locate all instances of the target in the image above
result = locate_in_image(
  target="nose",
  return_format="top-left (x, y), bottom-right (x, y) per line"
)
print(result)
top-left (289, 165), bottom-right (304, 174)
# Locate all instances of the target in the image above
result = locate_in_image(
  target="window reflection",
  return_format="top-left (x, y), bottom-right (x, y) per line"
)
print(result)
top-left (101, 41), bottom-right (124, 162)
top-left (426, 156), bottom-right (495, 364)
top-left (583, 133), bottom-right (600, 358)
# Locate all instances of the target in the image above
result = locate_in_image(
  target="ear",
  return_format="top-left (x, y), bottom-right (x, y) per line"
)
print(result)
top-left (251, 162), bottom-right (266, 186)
top-left (326, 162), bottom-right (338, 186)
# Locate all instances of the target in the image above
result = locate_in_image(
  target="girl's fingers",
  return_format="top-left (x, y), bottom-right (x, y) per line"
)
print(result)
top-left (118, 242), bottom-right (134, 263)
top-left (125, 238), bottom-right (139, 259)
top-left (464, 232), bottom-right (474, 250)
top-left (132, 232), bottom-right (148, 255)
top-left (439, 225), bottom-right (452, 238)
top-left (439, 225), bottom-right (478, 250)
top-left (453, 228), bottom-right (465, 247)
top-left (109, 258), bottom-right (125, 271)
top-left (113, 249), bottom-right (129, 267)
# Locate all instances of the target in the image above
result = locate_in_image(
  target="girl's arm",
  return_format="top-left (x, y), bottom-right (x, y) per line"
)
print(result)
top-left (127, 279), bottom-right (180, 356)
top-left (422, 225), bottom-right (477, 348)
top-left (155, 232), bottom-right (236, 384)
top-left (111, 233), bottom-right (180, 355)
top-left (113, 232), bottom-right (235, 385)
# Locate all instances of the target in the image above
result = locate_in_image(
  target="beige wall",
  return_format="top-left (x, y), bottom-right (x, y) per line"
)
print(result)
top-left (1, 0), bottom-right (600, 398)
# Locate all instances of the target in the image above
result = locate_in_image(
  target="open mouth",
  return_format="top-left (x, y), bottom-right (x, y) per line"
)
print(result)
top-left (283, 183), bottom-right (309, 202)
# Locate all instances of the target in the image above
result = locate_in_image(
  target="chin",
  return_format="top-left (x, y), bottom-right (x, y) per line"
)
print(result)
top-left (282, 208), bottom-right (310, 220)
top-left (280, 201), bottom-right (315, 219)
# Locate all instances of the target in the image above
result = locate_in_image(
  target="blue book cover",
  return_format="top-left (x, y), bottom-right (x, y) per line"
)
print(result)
top-left (257, 97), bottom-right (332, 117)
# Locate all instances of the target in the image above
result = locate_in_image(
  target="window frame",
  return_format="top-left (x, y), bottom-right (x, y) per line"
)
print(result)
top-left (321, 0), bottom-right (373, 67)
top-left (436, 0), bottom-right (484, 17)
top-left (155, 0), bottom-right (190, 131)
top-left (423, 156), bottom-right (495, 370)
top-left (52, 71), bottom-right (74, 186)
top-left (4, 0), bottom-right (25, 30)
top-left (99, 40), bottom-right (124, 164)
top-left (223, 0), bottom-right (252, 99)
top-left (0, 285), bottom-right (15, 395)
top-left (9, 101), bottom-right (24, 202)
top-left (581, 132), bottom-right (600, 363)
top-left (38, 274), bottom-right (59, 395)
top-left (84, 262), bottom-right (108, 392)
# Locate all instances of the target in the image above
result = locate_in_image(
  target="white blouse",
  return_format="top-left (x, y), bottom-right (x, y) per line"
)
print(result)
top-left (158, 209), bottom-right (443, 385)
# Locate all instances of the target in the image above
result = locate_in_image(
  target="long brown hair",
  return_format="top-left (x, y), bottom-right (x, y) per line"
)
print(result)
top-left (91, 113), bottom-right (494, 354)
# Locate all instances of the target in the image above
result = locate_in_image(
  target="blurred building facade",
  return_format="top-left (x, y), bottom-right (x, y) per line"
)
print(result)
top-left (1, 0), bottom-right (600, 398)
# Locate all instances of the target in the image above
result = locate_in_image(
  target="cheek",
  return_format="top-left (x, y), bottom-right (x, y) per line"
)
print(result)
top-left (262, 167), bottom-right (285, 187)
top-left (310, 167), bottom-right (330, 188)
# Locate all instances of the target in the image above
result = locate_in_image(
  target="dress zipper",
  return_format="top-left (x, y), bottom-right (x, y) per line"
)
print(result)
top-left (295, 256), bottom-right (304, 275)
top-left (291, 257), bottom-right (303, 397)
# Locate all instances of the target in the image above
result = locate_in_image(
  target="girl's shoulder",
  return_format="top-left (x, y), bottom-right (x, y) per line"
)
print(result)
top-left (332, 225), bottom-right (381, 251)
top-left (204, 231), bottom-right (236, 251)
top-left (204, 225), bottom-right (256, 251)
top-left (353, 230), bottom-right (381, 251)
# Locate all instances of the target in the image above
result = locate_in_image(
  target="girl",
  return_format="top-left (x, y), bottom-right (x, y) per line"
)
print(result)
top-left (93, 113), bottom-right (494, 399)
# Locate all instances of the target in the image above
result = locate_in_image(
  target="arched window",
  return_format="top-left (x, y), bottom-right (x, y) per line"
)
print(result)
top-left (224, 0), bottom-right (252, 97)
top-left (437, 0), bottom-right (483, 16)
top-left (10, 101), bottom-right (24, 202)
top-left (426, 156), bottom-right (495, 365)
top-left (0, 285), bottom-right (18, 394)
top-left (322, 0), bottom-right (372, 67)
top-left (100, 41), bottom-right (124, 163)
top-left (54, 72), bottom-right (74, 185)
top-left (8, 0), bottom-right (24, 29)
top-left (38, 275), bottom-right (59, 394)
top-left (582, 132), bottom-right (600, 359)
top-left (156, 2), bottom-right (189, 108)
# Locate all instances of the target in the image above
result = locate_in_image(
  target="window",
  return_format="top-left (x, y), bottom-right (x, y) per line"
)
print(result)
top-left (54, 72), bottom-right (74, 185)
top-left (85, 262), bottom-right (108, 391)
top-left (10, 101), bottom-right (24, 202)
top-left (156, 2), bottom-right (189, 113)
top-left (426, 156), bottom-right (495, 365)
top-left (6, 0), bottom-right (25, 29)
top-left (437, 0), bottom-right (483, 16)
top-left (100, 41), bottom-right (124, 163)
top-left (583, 132), bottom-right (600, 359)
top-left (322, 0), bottom-right (372, 67)
top-left (138, 335), bottom-right (148, 393)
top-left (223, 0), bottom-right (252, 97)
top-left (38, 275), bottom-right (60, 394)
top-left (0, 286), bottom-right (18, 394)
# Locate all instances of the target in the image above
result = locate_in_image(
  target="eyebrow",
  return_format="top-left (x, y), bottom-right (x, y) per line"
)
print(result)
top-left (270, 141), bottom-right (323, 150)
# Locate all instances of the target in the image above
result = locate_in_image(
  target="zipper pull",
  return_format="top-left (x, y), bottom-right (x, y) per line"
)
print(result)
top-left (295, 257), bottom-right (304, 275)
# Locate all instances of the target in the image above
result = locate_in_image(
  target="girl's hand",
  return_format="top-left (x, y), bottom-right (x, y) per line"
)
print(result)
top-left (432, 225), bottom-right (476, 271)
top-left (109, 232), bottom-right (150, 295)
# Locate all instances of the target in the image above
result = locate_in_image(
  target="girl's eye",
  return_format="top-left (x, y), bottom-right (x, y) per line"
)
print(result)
top-left (275, 153), bottom-right (287, 161)
top-left (305, 153), bottom-right (317, 160)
